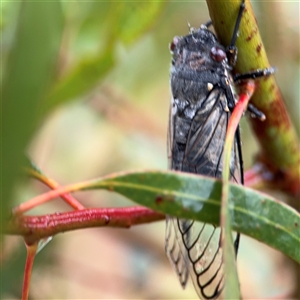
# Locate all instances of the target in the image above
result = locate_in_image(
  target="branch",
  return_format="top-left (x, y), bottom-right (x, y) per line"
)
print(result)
top-left (4, 206), bottom-right (165, 243)
top-left (206, 0), bottom-right (300, 196)
top-left (22, 242), bottom-right (38, 300)
top-left (27, 166), bottom-right (85, 211)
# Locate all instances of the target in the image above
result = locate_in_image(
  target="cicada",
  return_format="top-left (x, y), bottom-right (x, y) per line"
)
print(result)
top-left (165, 1), bottom-right (274, 299)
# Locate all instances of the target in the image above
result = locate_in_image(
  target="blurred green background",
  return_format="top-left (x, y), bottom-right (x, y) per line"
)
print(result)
top-left (1, 1), bottom-right (299, 299)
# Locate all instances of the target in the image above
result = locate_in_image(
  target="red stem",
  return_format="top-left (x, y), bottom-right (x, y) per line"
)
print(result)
top-left (22, 242), bottom-right (38, 300)
top-left (26, 168), bottom-right (85, 212)
top-left (5, 206), bottom-right (165, 243)
top-left (40, 177), bottom-right (85, 210)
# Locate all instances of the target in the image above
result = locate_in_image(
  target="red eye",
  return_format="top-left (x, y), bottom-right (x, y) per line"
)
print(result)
top-left (170, 36), bottom-right (180, 52)
top-left (210, 46), bottom-right (226, 62)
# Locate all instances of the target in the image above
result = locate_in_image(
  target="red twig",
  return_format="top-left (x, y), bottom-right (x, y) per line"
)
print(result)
top-left (24, 168), bottom-right (85, 212)
top-left (220, 80), bottom-right (255, 298)
top-left (5, 206), bottom-right (165, 243)
top-left (22, 242), bottom-right (38, 300)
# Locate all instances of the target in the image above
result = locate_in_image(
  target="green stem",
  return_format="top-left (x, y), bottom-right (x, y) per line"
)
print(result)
top-left (206, 0), bottom-right (300, 196)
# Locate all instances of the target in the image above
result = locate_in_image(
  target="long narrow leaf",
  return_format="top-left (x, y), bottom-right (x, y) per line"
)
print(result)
top-left (21, 170), bottom-right (300, 263)
top-left (1, 2), bottom-right (63, 221)
top-left (221, 82), bottom-right (254, 299)
top-left (45, 2), bottom-right (166, 111)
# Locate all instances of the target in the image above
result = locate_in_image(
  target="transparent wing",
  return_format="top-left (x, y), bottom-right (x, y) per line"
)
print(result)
top-left (166, 88), bottom-right (240, 299)
top-left (165, 216), bottom-right (189, 287)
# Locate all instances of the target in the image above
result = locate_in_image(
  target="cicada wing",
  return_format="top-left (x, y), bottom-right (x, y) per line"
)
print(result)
top-left (166, 89), bottom-right (240, 300)
top-left (165, 97), bottom-right (190, 288)
top-left (179, 221), bottom-right (226, 299)
top-left (165, 216), bottom-right (189, 288)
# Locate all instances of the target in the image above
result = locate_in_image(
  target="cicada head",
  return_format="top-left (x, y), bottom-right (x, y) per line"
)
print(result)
top-left (170, 29), bottom-right (228, 72)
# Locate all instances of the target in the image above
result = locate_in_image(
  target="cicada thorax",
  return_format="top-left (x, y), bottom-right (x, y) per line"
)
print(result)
top-left (166, 27), bottom-right (241, 300)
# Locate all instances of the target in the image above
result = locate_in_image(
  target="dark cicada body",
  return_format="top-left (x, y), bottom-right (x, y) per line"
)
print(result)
top-left (165, 1), bottom-right (275, 299)
top-left (169, 29), bottom-right (237, 178)
top-left (166, 25), bottom-right (239, 300)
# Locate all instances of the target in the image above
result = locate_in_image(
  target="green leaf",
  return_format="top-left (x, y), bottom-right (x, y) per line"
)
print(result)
top-left (1, 1), bottom-right (63, 221)
top-left (46, 47), bottom-right (114, 109)
top-left (81, 170), bottom-right (300, 263)
top-left (113, 1), bottom-right (167, 45)
top-left (1, 3), bottom-right (63, 296)
top-left (44, 1), bottom-right (166, 110)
